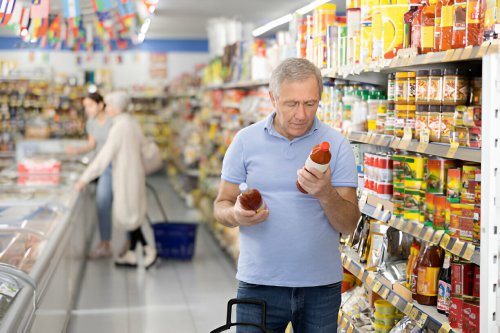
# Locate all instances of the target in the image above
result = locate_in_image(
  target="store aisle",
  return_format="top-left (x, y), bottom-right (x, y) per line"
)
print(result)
top-left (68, 175), bottom-right (237, 333)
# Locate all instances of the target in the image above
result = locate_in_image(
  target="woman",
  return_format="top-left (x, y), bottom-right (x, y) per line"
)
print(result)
top-left (67, 93), bottom-right (113, 259)
top-left (75, 91), bottom-right (157, 269)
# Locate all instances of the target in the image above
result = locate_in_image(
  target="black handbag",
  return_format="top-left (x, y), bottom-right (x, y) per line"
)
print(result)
top-left (210, 298), bottom-right (274, 333)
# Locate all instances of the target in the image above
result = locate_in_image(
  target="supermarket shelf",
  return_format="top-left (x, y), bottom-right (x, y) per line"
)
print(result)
top-left (341, 247), bottom-right (453, 333)
top-left (338, 310), bottom-right (363, 333)
top-left (345, 131), bottom-right (481, 163)
top-left (221, 102), bottom-right (241, 109)
top-left (168, 93), bottom-right (197, 98)
top-left (205, 79), bottom-right (269, 90)
top-left (359, 191), bottom-right (481, 265)
top-left (323, 43), bottom-right (498, 81)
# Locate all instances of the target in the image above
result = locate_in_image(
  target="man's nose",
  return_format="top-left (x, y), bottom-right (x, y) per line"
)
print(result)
top-left (295, 103), bottom-right (307, 119)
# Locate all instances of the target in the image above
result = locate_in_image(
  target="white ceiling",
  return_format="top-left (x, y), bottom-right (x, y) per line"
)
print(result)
top-left (0, 0), bottom-right (347, 39)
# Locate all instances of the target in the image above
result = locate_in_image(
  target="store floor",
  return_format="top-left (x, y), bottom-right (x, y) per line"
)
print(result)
top-left (68, 175), bottom-right (238, 333)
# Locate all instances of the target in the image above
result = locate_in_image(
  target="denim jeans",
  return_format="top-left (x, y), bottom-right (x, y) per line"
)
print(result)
top-left (96, 165), bottom-right (113, 242)
top-left (236, 281), bottom-right (341, 333)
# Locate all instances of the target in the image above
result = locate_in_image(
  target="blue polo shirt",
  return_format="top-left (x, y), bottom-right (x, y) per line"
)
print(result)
top-left (221, 112), bottom-right (358, 287)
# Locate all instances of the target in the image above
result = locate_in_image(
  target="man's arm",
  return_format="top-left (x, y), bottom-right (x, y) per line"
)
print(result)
top-left (297, 167), bottom-right (360, 234)
top-left (213, 180), bottom-right (269, 228)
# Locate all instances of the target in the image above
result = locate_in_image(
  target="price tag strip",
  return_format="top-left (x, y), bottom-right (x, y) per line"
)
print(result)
top-left (404, 303), bottom-right (414, 315)
top-left (462, 243), bottom-right (475, 261)
top-left (398, 127), bottom-right (413, 150)
top-left (379, 286), bottom-right (390, 298)
top-left (360, 134), bottom-right (368, 143)
top-left (373, 203), bottom-right (383, 220)
top-left (359, 192), bottom-right (369, 211)
top-left (390, 137), bottom-right (401, 149)
top-left (409, 307), bottom-right (420, 320)
top-left (380, 210), bottom-right (391, 223)
top-left (451, 238), bottom-right (464, 255)
top-left (368, 133), bottom-right (377, 144)
top-left (376, 135), bottom-right (387, 146)
top-left (416, 129), bottom-right (430, 153)
top-left (440, 233), bottom-right (451, 249)
top-left (443, 49), bottom-right (455, 62)
top-left (461, 45), bottom-right (474, 60)
top-left (438, 322), bottom-right (452, 333)
top-left (372, 281), bottom-right (383, 293)
top-left (417, 313), bottom-right (428, 328)
top-left (423, 227), bottom-right (435, 242)
top-left (446, 141), bottom-right (460, 158)
top-left (432, 230), bottom-right (445, 244)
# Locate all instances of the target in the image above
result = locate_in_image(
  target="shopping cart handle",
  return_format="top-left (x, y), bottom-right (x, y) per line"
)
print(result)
top-left (210, 298), bottom-right (273, 333)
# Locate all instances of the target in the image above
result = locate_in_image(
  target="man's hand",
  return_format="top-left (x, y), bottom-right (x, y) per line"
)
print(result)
top-left (74, 181), bottom-right (87, 192)
top-left (297, 166), bottom-right (333, 200)
top-left (233, 195), bottom-right (269, 227)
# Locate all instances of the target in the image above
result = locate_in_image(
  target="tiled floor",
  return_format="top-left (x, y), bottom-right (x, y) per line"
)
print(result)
top-left (68, 175), bottom-right (238, 333)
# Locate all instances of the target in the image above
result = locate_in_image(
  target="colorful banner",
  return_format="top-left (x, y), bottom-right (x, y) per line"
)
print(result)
top-left (30, 0), bottom-right (49, 19)
top-left (47, 15), bottom-right (60, 43)
top-left (117, 0), bottom-right (134, 19)
top-left (7, 2), bottom-right (22, 27)
top-left (20, 6), bottom-right (30, 29)
top-left (63, 0), bottom-right (80, 18)
top-left (92, 0), bottom-right (113, 12)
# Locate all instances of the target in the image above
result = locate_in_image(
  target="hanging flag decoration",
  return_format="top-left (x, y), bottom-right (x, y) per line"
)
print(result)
top-left (30, 0), bottom-right (49, 19)
top-left (7, 2), bottom-right (22, 29)
top-left (63, 0), bottom-right (80, 18)
top-left (2, 0), bottom-right (17, 26)
top-left (117, 0), bottom-right (134, 19)
top-left (85, 23), bottom-right (93, 51)
top-left (47, 14), bottom-right (60, 45)
top-left (91, 0), bottom-right (113, 13)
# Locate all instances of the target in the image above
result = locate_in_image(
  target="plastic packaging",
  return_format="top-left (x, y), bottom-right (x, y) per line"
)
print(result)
top-left (297, 142), bottom-right (332, 193)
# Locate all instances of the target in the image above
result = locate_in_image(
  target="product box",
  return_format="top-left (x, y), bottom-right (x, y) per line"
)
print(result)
top-left (473, 206), bottom-right (480, 245)
top-left (447, 168), bottom-right (462, 202)
top-left (449, 296), bottom-right (464, 329)
top-left (405, 155), bottom-right (427, 189)
top-left (372, 5), bottom-right (407, 59)
top-left (459, 216), bottom-right (474, 241)
top-left (426, 158), bottom-right (456, 194)
top-left (461, 165), bottom-right (481, 200)
top-left (451, 262), bottom-right (474, 296)
top-left (468, 300), bottom-right (480, 333)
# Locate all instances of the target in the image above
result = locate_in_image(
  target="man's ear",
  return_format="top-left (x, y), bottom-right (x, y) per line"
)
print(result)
top-left (269, 91), bottom-right (277, 109)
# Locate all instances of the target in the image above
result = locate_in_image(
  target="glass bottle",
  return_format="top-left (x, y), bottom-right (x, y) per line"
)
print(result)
top-left (239, 183), bottom-right (267, 213)
top-left (437, 252), bottom-right (452, 315)
top-left (416, 242), bottom-right (444, 305)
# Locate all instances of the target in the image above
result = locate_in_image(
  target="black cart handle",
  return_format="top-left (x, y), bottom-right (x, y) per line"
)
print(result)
top-left (210, 298), bottom-right (273, 333)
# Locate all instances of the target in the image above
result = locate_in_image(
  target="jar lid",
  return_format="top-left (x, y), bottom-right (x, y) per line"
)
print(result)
top-left (395, 72), bottom-right (410, 78)
top-left (430, 68), bottom-right (443, 76)
top-left (417, 104), bottom-right (430, 112)
top-left (429, 105), bottom-right (442, 112)
top-left (407, 71), bottom-right (416, 78)
top-left (417, 70), bottom-right (430, 76)
top-left (444, 68), bottom-right (458, 76)
top-left (442, 105), bottom-right (455, 112)
top-left (387, 102), bottom-right (395, 111)
top-left (388, 73), bottom-right (396, 80)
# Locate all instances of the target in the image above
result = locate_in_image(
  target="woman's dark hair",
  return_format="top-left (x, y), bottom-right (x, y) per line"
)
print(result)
top-left (85, 92), bottom-right (105, 105)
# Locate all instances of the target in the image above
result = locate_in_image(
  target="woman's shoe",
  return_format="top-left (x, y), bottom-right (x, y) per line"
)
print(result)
top-left (88, 245), bottom-right (112, 259)
top-left (115, 250), bottom-right (138, 267)
top-left (144, 246), bottom-right (157, 269)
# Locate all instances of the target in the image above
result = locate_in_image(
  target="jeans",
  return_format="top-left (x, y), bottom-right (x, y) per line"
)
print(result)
top-left (96, 165), bottom-right (113, 242)
top-left (236, 281), bottom-right (341, 333)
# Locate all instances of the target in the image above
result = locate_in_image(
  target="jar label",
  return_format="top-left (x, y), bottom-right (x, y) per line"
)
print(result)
top-left (437, 280), bottom-right (451, 311)
top-left (305, 157), bottom-right (329, 173)
top-left (417, 266), bottom-right (440, 296)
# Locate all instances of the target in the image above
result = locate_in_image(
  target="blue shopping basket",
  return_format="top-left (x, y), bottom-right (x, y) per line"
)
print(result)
top-left (146, 183), bottom-right (198, 260)
top-left (211, 298), bottom-right (274, 333)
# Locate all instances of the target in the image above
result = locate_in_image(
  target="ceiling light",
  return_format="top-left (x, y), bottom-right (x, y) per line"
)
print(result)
top-left (252, 14), bottom-right (293, 37)
top-left (296, 0), bottom-right (332, 15)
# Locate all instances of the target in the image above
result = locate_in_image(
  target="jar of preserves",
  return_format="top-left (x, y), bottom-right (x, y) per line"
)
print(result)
top-left (416, 70), bottom-right (430, 105)
top-left (408, 71), bottom-right (417, 104)
top-left (395, 104), bottom-right (410, 137)
top-left (415, 104), bottom-right (430, 140)
top-left (428, 69), bottom-right (443, 105)
top-left (429, 105), bottom-right (442, 142)
top-left (442, 68), bottom-right (469, 105)
top-left (388, 73), bottom-right (396, 102)
top-left (395, 72), bottom-right (409, 104)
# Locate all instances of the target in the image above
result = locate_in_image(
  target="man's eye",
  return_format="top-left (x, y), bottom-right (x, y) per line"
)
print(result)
top-left (285, 102), bottom-right (297, 107)
top-left (305, 101), bottom-right (316, 107)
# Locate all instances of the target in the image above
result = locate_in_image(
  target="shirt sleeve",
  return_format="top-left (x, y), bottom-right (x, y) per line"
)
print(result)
top-left (85, 119), bottom-right (93, 136)
top-left (221, 131), bottom-right (246, 185)
top-left (331, 138), bottom-right (358, 188)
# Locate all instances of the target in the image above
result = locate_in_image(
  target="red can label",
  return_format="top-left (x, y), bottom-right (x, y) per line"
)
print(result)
top-left (473, 265), bottom-right (480, 298)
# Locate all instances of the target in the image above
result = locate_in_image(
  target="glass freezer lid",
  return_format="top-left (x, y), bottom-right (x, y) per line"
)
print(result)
top-left (0, 204), bottom-right (61, 238)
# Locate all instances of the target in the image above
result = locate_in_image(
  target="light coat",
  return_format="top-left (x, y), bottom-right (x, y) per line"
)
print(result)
top-left (79, 113), bottom-right (146, 231)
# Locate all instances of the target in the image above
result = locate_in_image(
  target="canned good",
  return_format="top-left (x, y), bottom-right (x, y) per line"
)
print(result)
top-left (424, 193), bottom-right (435, 224)
top-left (405, 155), bottom-right (427, 189)
top-left (451, 261), bottom-right (475, 296)
top-left (426, 158), bottom-right (456, 194)
top-left (376, 182), bottom-right (393, 200)
top-left (376, 155), bottom-right (393, 182)
top-left (404, 189), bottom-right (424, 222)
top-left (447, 169), bottom-right (462, 202)
top-left (392, 154), bottom-right (406, 185)
top-left (433, 195), bottom-right (447, 230)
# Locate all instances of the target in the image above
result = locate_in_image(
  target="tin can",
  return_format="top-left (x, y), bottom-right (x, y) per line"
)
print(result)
top-left (424, 192), bottom-right (435, 224)
top-left (405, 155), bottom-right (427, 189)
top-left (447, 168), bottom-right (462, 202)
top-left (426, 158), bottom-right (456, 194)
top-left (433, 195), bottom-right (447, 230)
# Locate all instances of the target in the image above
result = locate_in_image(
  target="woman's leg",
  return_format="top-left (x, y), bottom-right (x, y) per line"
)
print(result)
top-left (89, 165), bottom-right (113, 258)
top-left (129, 227), bottom-right (147, 250)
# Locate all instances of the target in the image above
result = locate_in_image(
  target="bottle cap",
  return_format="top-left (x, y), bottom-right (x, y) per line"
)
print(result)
top-left (239, 183), bottom-right (248, 193)
top-left (320, 141), bottom-right (330, 151)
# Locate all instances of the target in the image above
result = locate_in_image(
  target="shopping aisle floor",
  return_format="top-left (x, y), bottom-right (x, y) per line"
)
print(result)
top-left (68, 175), bottom-right (238, 333)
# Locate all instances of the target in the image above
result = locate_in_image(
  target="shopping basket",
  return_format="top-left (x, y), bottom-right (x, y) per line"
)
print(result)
top-left (146, 182), bottom-right (198, 260)
top-left (210, 298), bottom-right (274, 333)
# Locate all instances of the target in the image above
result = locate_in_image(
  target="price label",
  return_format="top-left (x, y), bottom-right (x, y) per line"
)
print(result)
top-left (446, 141), bottom-right (460, 158)
top-left (463, 243), bottom-right (475, 261)
top-left (417, 313), bottom-right (428, 328)
top-left (406, 222), bottom-right (417, 235)
top-left (477, 42), bottom-right (491, 58)
top-left (388, 216), bottom-right (397, 227)
top-left (380, 210), bottom-right (391, 222)
top-left (416, 129), bottom-right (430, 153)
top-left (376, 135), bottom-right (387, 145)
top-left (451, 239), bottom-right (464, 255)
top-left (443, 49), bottom-right (455, 62)
top-left (372, 281), bottom-right (383, 293)
top-left (438, 322), bottom-right (452, 333)
top-left (365, 272), bottom-right (375, 287)
top-left (409, 307), bottom-right (420, 320)
top-left (390, 137), bottom-right (401, 149)
top-left (440, 233), bottom-right (451, 249)
top-left (346, 324), bottom-right (354, 333)
top-left (414, 223), bottom-right (424, 235)
top-left (360, 134), bottom-right (368, 143)
top-left (432, 230), bottom-right (445, 244)
top-left (373, 203), bottom-right (383, 220)
top-left (396, 218), bottom-right (405, 230)
top-left (398, 127), bottom-right (413, 150)
top-left (423, 228), bottom-right (435, 242)
top-left (345, 258), bottom-right (353, 269)
top-left (404, 303), bottom-right (414, 314)
top-left (461, 45), bottom-right (474, 59)
top-left (380, 286), bottom-right (390, 298)
top-left (359, 192), bottom-right (369, 211)
top-left (356, 269), bottom-right (365, 280)
top-left (368, 133), bottom-right (377, 144)
top-left (451, 48), bottom-right (463, 61)
top-left (390, 295), bottom-right (400, 307)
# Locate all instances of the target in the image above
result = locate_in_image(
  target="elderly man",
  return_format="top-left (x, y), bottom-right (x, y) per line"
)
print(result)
top-left (213, 58), bottom-right (360, 332)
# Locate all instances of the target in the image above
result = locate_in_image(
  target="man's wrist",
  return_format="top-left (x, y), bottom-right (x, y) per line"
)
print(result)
top-left (318, 186), bottom-right (337, 205)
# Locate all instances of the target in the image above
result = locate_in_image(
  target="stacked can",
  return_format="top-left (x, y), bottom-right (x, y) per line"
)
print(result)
top-left (364, 153), bottom-right (393, 200)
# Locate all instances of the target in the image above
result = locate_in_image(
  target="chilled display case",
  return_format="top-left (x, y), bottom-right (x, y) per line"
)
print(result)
top-left (0, 140), bottom-right (96, 332)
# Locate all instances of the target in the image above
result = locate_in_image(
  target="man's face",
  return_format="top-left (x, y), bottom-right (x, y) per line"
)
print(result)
top-left (270, 76), bottom-right (320, 140)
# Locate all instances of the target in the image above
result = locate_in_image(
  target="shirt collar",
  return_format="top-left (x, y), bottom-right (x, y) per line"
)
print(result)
top-left (264, 111), bottom-right (320, 141)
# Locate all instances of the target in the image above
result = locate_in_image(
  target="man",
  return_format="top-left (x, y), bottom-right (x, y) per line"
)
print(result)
top-left (213, 58), bottom-right (360, 332)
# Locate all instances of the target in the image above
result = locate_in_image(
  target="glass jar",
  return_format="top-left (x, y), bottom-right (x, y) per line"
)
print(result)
top-left (406, 104), bottom-right (417, 137)
top-left (408, 71), bottom-right (417, 104)
top-left (440, 105), bottom-right (455, 143)
top-left (428, 105), bottom-right (441, 142)
top-left (416, 70), bottom-right (430, 105)
top-left (395, 72), bottom-right (409, 104)
top-left (388, 73), bottom-right (396, 103)
top-left (469, 77), bottom-right (482, 105)
top-left (415, 104), bottom-right (430, 140)
top-left (442, 68), bottom-right (469, 105)
top-left (385, 103), bottom-right (396, 135)
top-left (428, 69), bottom-right (443, 105)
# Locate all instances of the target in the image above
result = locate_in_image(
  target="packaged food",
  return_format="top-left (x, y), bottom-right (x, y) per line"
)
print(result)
top-left (473, 206), bottom-right (480, 245)
top-left (421, 4), bottom-right (436, 53)
top-left (440, 4), bottom-right (454, 51)
top-left (416, 70), bottom-right (430, 105)
top-left (406, 105), bottom-right (417, 136)
top-left (441, 105), bottom-right (455, 143)
top-left (404, 189), bottom-right (423, 222)
top-left (385, 103), bottom-right (396, 135)
top-left (428, 105), bottom-right (442, 141)
top-left (453, 105), bottom-right (466, 126)
top-left (461, 164), bottom-right (481, 199)
top-left (374, 300), bottom-right (397, 315)
top-left (392, 154), bottom-right (406, 185)
top-left (415, 105), bottom-right (430, 140)
top-left (442, 68), bottom-right (469, 106)
top-left (466, 0), bottom-right (486, 46)
top-left (405, 155), bottom-right (427, 189)
top-left (451, 126), bottom-right (469, 146)
top-left (426, 157), bottom-right (456, 194)
top-left (468, 299), bottom-right (480, 333)
top-left (464, 106), bottom-right (480, 127)
top-left (451, 260), bottom-right (474, 296)
top-left (428, 69), bottom-right (444, 104)
top-left (373, 5), bottom-right (407, 59)
top-left (463, 301), bottom-right (473, 332)
top-left (460, 216), bottom-right (474, 241)
top-left (473, 265), bottom-right (480, 298)
top-left (415, 243), bottom-right (444, 305)
top-left (469, 77), bottom-right (482, 106)
top-left (450, 296), bottom-right (463, 329)
top-left (395, 72), bottom-right (409, 105)
top-left (449, 202), bottom-right (462, 237)
top-left (469, 127), bottom-right (482, 148)
top-left (447, 168), bottom-right (462, 202)
top-left (411, 6), bottom-right (424, 52)
top-left (367, 221), bottom-right (389, 270)
top-left (395, 104), bottom-right (408, 137)
top-left (388, 73), bottom-right (396, 102)
top-left (451, 2), bottom-right (467, 49)
top-left (434, 195), bottom-right (447, 229)
top-left (424, 192), bottom-right (435, 224)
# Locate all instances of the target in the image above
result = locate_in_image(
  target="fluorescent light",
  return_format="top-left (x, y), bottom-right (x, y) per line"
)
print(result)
top-left (296, 0), bottom-right (332, 15)
top-left (252, 14), bottom-right (293, 37)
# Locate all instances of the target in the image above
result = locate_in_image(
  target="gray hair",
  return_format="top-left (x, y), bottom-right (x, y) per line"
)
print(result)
top-left (269, 58), bottom-right (323, 99)
top-left (105, 91), bottom-right (131, 113)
